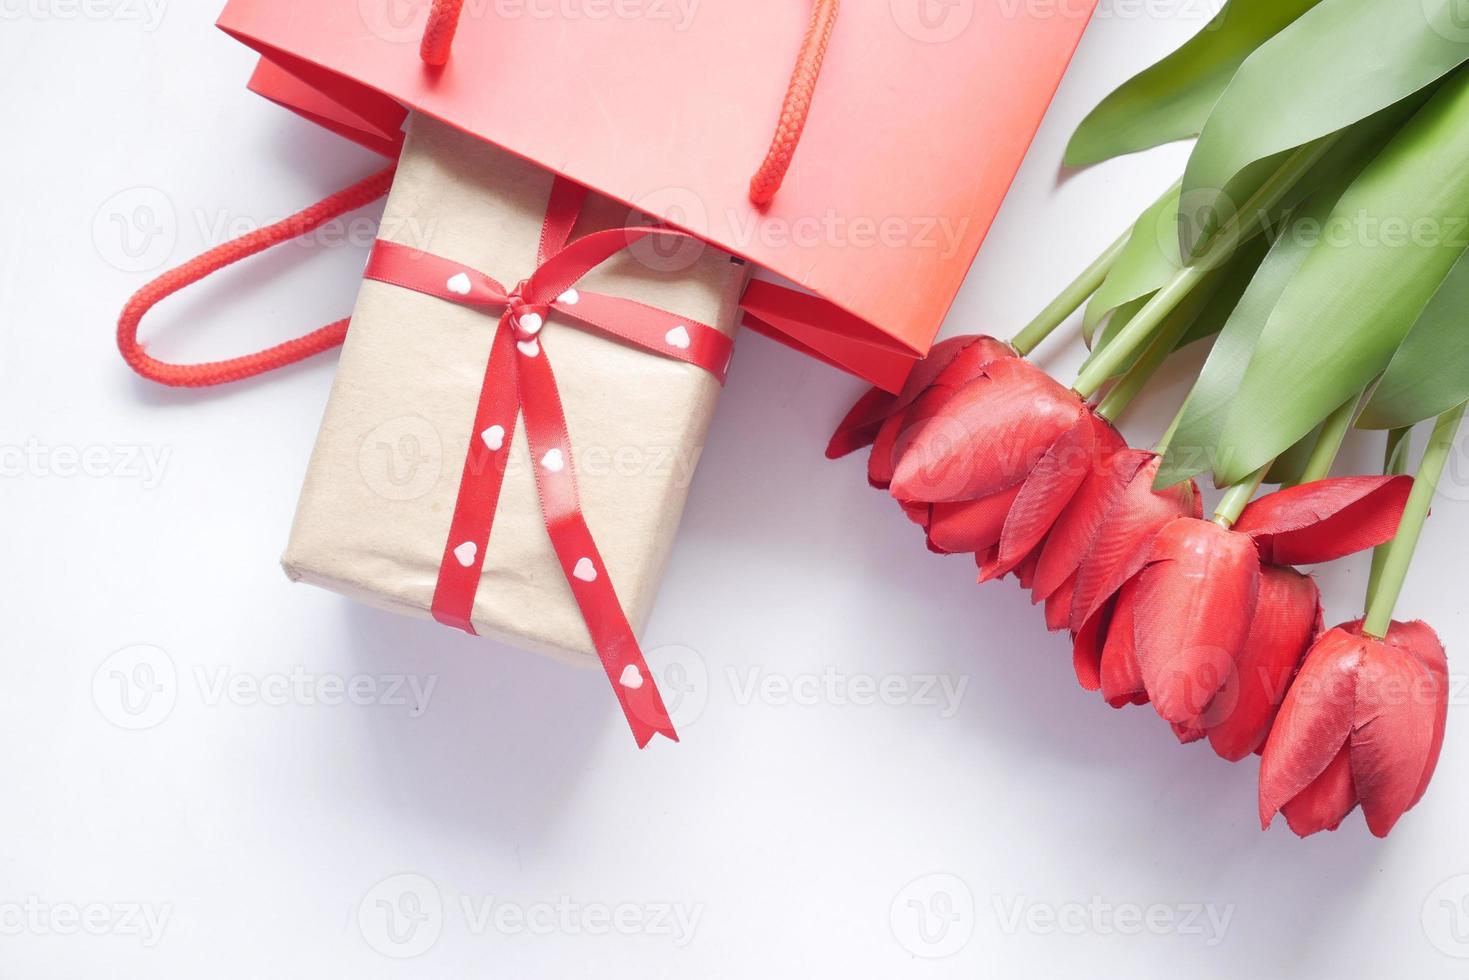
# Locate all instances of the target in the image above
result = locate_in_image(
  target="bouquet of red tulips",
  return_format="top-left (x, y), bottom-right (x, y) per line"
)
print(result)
top-left (833, 0), bottom-right (1469, 838)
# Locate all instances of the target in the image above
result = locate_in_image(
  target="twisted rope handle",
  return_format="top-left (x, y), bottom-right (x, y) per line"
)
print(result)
top-left (421, 0), bottom-right (463, 67)
top-left (748, 0), bottom-right (839, 206)
top-left (117, 167), bottom-right (396, 388)
top-left (419, 0), bottom-right (838, 206)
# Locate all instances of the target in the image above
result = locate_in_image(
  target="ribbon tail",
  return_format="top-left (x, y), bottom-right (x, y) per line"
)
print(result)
top-left (431, 325), bottom-right (521, 633)
top-left (514, 340), bottom-right (679, 747)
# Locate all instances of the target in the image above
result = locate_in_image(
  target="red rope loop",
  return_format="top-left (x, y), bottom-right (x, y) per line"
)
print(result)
top-left (417, 0), bottom-right (838, 206)
top-left (421, 0), bottom-right (464, 67)
top-left (116, 167), bottom-right (396, 388)
top-left (748, 0), bottom-right (839, 206)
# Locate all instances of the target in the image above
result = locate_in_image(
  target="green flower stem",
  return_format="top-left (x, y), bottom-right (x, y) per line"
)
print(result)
top-left (1366, 426), bottom-right (1414, 606)
top-left (1072, 138), bottom-right (1335, 399)
top-left (1362, 402), bottom-right (1467, 639)
top-left (1094, 293), bottom-right (1194, 423)
top-left (1010, 181), bottom-right (1182, 357)
top-left (1214, 464), bottom-right (1271, 528)
top-left (1292, 394), bottom-right (1360, 486)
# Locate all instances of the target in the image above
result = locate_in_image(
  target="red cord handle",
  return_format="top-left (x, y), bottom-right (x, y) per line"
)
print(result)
top-left (421, 0), bottom-right (463, 67)
top-left (748, 0), bottom-right (839, 206)
top-left (116, 167), bottom-right (396, 388)
top-left (420, 0), bottom-right (838, 205)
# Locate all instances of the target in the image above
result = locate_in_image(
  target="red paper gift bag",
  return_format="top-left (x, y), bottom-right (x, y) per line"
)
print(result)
top-left (219, 0), bottom-right (1098, 391)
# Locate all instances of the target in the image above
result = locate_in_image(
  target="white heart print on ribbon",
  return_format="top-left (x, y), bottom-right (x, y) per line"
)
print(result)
top-left (540, 448), bottom-right (565, 473)
top-left (665, 325), bottom-right (691, 350)
top-left (480, 425), bottom-right (505, 452)
top-left (453, 541), bottom-right (478, 567)
top-left (572, 557), bottom-right (597, 582)
top-left (619, 664), bottom-right (644, 690)
top-left (446, 272), bottom-right (472, 296)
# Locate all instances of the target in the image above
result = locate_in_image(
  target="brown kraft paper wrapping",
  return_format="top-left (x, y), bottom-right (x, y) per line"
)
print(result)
top-left (283, 114), bottom-right (747, 663)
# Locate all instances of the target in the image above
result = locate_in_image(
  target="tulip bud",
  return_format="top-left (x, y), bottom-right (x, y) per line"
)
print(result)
top-left (1259, 620), bottom-right (1448, 837)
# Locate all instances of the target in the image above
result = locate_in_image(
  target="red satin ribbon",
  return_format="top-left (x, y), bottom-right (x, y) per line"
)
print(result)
top-left (364, 178), bottom-right (732, 747)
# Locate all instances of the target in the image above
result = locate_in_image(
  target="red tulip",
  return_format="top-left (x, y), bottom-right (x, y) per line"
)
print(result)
top-left (885, 356), bottom-right (1116, 580)
top-left (1259, 619), bottom-right (1448, 837)
top-left (1054, 452), bottom-right (1200, 636)
top-left (1073, 476), bottom-right (1412, 734)
top-left (826, 335), bottom-right (1017, 489)
top-left (1174, 565), bottom-right (1323, 761)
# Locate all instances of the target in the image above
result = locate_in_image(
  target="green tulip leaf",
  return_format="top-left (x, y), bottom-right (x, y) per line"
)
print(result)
top-left (1065, 0), bottom-right (1322, 168)
top-left (1180, 0), bottom-right (1469, 257)
top-left (1212, 68), bottom-right (1469, 485)
top-left (1083, 189), bottom-right (1180, 345)
top-left (1359, 247), bottom-right (1469, 429)
top-left (1264, 424), bottom-right (1326, 486)
top-left (1154, 207), bottom-right (1319, 488)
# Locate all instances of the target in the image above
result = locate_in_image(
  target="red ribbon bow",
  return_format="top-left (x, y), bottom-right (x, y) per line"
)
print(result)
top-left (364, 177), bottom-right (733, 747)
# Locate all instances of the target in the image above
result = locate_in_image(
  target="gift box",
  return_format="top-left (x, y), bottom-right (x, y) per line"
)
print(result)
top-left (282, 114), bottom-right (747, 740)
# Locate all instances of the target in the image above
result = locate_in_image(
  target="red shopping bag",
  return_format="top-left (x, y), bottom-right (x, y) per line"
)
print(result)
top-left (218, 0), bottom-right (1097, 391)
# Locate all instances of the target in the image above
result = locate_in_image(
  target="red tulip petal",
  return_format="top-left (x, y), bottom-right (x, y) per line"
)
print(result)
top-left (1099, 585), bottom-right (1147, 708)
top-left (1069, 457), bottom-right (1200, 633)
top-left (1350, 629), bottom-right (1445, 838)
top-left (1172, 722), bottom-right (1206, 744)
top-left (1012, 548), bottom-right (1041, 591)
top-left (1279, 746), bottom-right (1357, 837)
top-left (1131, 519), bottom-right (1260, 724)
top-left (827, 387), bottom-right (898, 461)
top-left (985, 414), bottom-right (1099, 581)
top-left (900, 500), bottom-right (930, 528)
top-left (870, 386), bottom-right (945, 489)
top-left (1031, 445), bottom-right (1145, 603)
top-left (1044, 573), bottom-right (1075, 633)
top-left (826, 335), bottom-right (1014, 459)
top-left (1204, 567), bottom-right (1322, 762)
top-left (1385, 620), bottom-right (1451, 809)
top-left (1234, 475), bottom-right (1413, 566)
top-left (1072, 600), bottom-right (1112, 692)
top-left (1258, 627), bottom-right (1363, 829)
top-left (927, 486), bottom-right (1020, 555)
top-left (890, 357), bottom-right (1084, 503)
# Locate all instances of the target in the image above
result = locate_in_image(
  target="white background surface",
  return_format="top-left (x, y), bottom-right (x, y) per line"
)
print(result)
top-left (5, 2), bottom-right (1469, 977)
